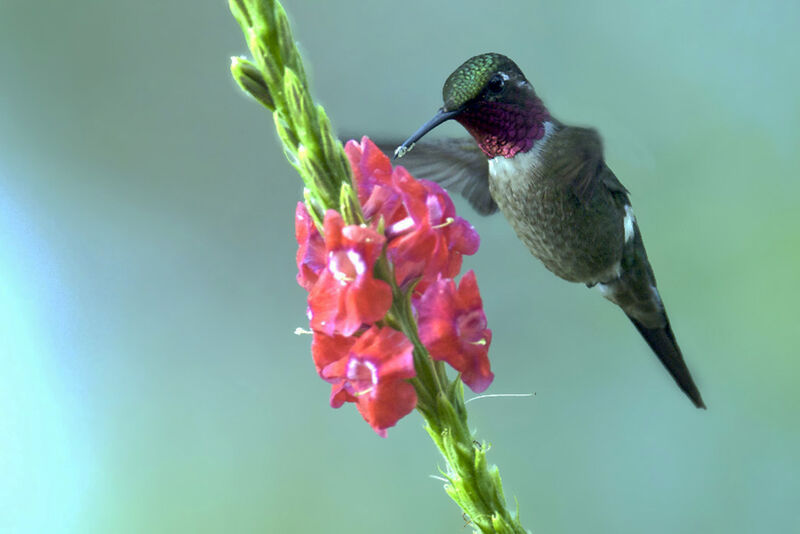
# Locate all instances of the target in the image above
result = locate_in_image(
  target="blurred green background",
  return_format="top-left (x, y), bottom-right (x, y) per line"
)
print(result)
top-left (2, 1), bottom-right (798, 532)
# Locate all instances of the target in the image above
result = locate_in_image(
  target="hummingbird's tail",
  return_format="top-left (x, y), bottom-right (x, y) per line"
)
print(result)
top-left (595, 210), bottom-right (705, 409)
top-left (627, 314), bottom-right (706, 409)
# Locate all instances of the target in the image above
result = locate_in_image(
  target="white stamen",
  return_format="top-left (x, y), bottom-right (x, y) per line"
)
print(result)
top-left (432, 217), bottom-right (454, 230)
top-left (346, 250), bottom-right (366, 276)
top-left (389, 216), bottom-right (415, 235)
top-left (465, 393), bottom-right (534, 404)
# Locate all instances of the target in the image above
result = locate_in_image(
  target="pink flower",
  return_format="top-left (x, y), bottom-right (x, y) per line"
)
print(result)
top-left (295, 202), bottom-right (326, 291)
top-left (344, 137), bottom-right (480, 292)
top-left (416, 271), bottom-right (493, 393)
top-left (387, 169), bottom-right (480, 290)
top-left (345, 138), bottom-right (406, 226)
top-left (312, 326), bottom-right (417, 437)
top-left (300, 136), bottom-right (494, 434)
top-left (308, 210), bottom-right (392, 336)
top-left (345, 136), bottom-right (393, 204)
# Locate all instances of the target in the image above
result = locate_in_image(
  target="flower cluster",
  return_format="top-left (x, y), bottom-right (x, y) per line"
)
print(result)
top-left (295, 137), bottom-right (494, 436)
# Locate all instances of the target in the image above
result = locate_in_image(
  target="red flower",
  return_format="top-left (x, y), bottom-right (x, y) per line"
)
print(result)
top-left (344, 137), bottom-right (480, 291)
top-left (345, 138), bottom-right (407, 226)
top-left (345, 136), bottom-right (393, 204)
top-left (309, 330), bottom-right (354, 376)
top-left (308, 210), bottom-right (392, 336)
top-left (301, 136), bottom-right (492, 431)
top-left (295, 202), bottom-right (326, 291)
top-left (387, 168), bottom-right (480, 289)
top-left (416, 271), bottom-right (493, 393)
top-left (312, 326), bottom-right (417, 437)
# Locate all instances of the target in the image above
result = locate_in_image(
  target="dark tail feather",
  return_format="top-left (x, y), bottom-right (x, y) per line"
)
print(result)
top-left (628, 316), bottom-right (706, 409)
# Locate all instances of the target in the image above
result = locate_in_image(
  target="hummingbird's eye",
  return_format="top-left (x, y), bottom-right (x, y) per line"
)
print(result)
top-left (487, 74), bottom-right (505, 94)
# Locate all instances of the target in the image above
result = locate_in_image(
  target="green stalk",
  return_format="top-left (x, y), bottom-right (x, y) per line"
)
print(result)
top-left (229, 0), bottom-right (356, 220)
top-left (228, 1), bottom-right (529, 531)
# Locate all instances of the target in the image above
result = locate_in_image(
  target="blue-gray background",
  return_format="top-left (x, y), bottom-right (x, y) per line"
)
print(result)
top-left (1, 1), bottom-right (798, 532)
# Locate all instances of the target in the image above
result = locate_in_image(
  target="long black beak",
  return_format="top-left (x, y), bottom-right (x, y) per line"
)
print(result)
top-left (393, 107), bottom-right (461, 159)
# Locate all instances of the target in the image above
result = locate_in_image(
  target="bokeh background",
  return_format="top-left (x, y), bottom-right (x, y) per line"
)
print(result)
top-left (2, 1), bottom-right (798, 532)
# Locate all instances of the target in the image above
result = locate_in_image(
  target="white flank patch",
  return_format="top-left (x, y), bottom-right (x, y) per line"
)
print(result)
top-left (650, 285), bottom-right (662, 305)
top-left (595, 283), bottom-right (612, 297)
top-left (488, 121), bottom-right (556, 183)
top-left (596, 261), bottom-right (622, 285)
top-left (623, 204), bottom-right (636, 243)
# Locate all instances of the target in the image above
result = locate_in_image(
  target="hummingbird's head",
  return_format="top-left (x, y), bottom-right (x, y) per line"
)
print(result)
top-left (395, 53), bottom-right (550, 160)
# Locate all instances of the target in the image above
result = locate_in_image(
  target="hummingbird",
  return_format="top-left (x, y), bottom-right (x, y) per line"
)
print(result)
top-left (392, 53), bottom-right (705, 408)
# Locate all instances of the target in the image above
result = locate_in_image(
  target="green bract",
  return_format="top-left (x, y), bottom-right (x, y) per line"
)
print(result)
top-left (228, 0), bottom-right (357, 221)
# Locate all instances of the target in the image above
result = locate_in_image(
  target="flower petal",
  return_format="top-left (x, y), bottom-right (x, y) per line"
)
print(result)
top-left (318, 326), bottom-right (417, 437)
top-left (295, 202), bottom-right (326, 291)
top-left (308, 211), bottom-right (392, 336)
top-left (416, 271), bottom-right (493, 392)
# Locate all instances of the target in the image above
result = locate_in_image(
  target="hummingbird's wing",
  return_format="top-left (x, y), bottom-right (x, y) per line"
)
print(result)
top-left (546, 126), bottom-right (629, 203)
top-left (375, 138), bottom-right (498, 215)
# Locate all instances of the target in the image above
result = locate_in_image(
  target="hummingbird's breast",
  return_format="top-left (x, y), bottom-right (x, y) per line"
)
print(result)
top-left (488, 123), bottom-right (624, 284)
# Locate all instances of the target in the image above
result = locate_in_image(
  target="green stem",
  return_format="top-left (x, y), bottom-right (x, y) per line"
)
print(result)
top-left (392, 284), bottom-right (527, 533)
top-left (229, 0), bottom-right (359, 221)
top-left (228, 1), bottom-right (530, 531)
top-left (423, 387), bottom-right (528, 533)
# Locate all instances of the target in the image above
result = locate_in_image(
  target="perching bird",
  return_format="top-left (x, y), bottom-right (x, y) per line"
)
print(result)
top-left (392, 53), bottom-right (705, 408)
